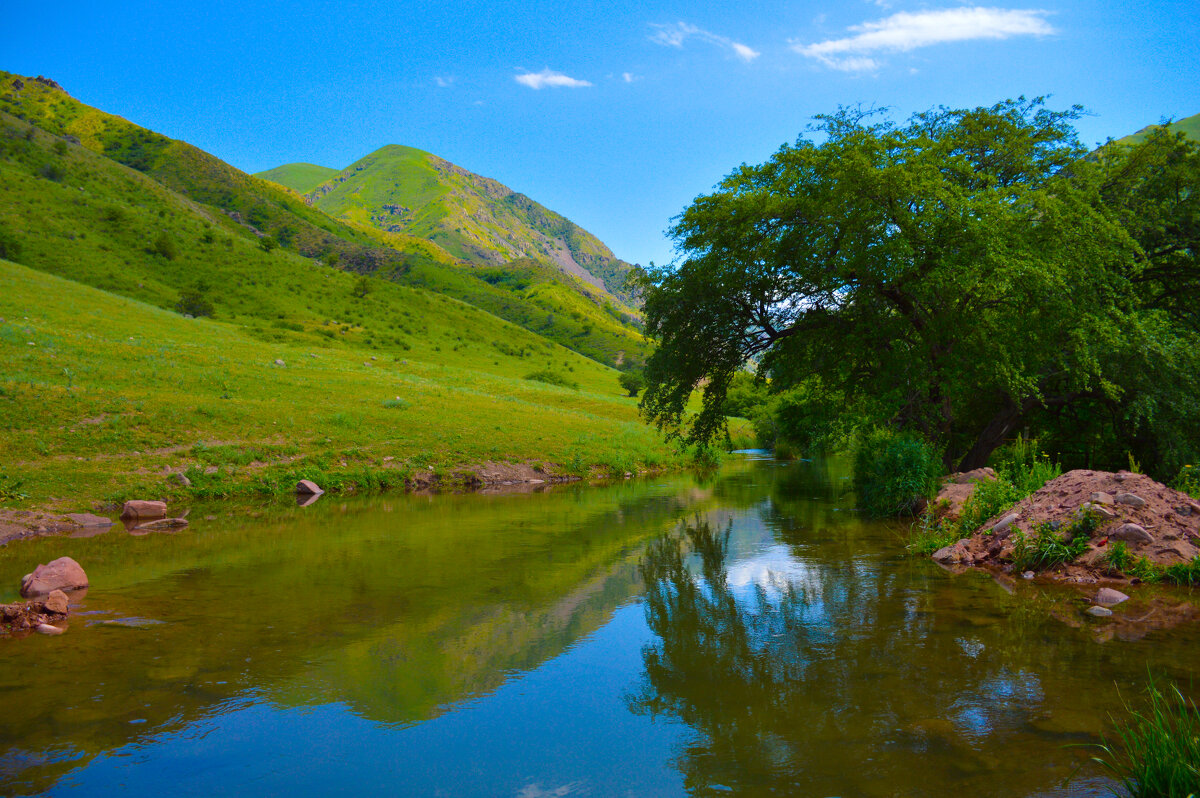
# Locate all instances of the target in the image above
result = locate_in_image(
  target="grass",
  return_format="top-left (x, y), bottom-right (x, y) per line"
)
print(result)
top-left (1090, 679), bottom-right (1200, 798)
top-left (1104, 542), bottom-right (1200, 587)
top-left (907, 443), bottom-right (1063, 555)
top-left (0, 257), bottom-right (682, 509)
top-left (0, 72), bottom-right (647, 369)
top-left (1010, 512), bottom-right (1097, 572)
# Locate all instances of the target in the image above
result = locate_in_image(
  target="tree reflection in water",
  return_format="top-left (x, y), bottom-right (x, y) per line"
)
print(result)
top-left (627, 516), bottom-right (1082, 797)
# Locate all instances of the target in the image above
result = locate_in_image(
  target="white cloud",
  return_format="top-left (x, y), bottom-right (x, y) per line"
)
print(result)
top-left (649, 22), bottom-right (761, 62)
top-left (792, 7), bottom-right (1055, 71)
top-left (434, 76), bottom-right (455, 88)
top-left (622, 72), bottom-right (642, 83)
top-left (514, 69), bottom-right (594, 90)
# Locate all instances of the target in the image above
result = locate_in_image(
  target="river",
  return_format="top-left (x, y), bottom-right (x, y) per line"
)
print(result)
top-left (0, 454), bottom-right (1196, 796)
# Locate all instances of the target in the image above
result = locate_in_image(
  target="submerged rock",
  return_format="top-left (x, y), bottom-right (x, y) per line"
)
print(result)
top-left (21, 556), bottom-right (88, 596)
top-left (35, 623), bottom-right (65, 636)
top-left (1087, 605), bottom-right (1114, 617)
top-left (1094, 587), bottom-right (1129, 607)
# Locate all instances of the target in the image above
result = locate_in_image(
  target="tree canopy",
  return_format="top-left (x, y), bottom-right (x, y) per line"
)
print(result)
top-left (640, 98), bottom-right (1200, 474)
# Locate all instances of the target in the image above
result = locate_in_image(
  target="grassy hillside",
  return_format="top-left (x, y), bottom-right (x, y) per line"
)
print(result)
top-left (257, 161), bottom-right (339, 193)
top-left (0, 72), bottom-right (648, 367)
top-left (286, 144), bottom-right (643, 303)
top-left (0, 257), bottom-right (679, 509)
top-left (1120, 111), bottom-right (1200, 144)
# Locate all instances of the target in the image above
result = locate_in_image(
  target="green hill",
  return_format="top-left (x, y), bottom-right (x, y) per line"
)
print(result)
top-left (1119, 111), bottom-right (1200, 144)
top-left (269, 144), bottom-right (642, 304)
top-left (0, 71), bottom-right (648, 367)
top-left (257, 161), bottom-right (339, 194)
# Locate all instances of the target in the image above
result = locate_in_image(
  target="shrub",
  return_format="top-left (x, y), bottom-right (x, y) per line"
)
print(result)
top-left (853, 428), bottom-right (942, 517)
top-left (38, 162), bottom-right (66, 181)
top-left (618, 370), bottom-right (645, 397)
top-left (1091, 679), bottom-right (1200, 798)
top-left (259, 235), bottom-right (278, 253)
top-left (175, 287), bottom-right (214, 317)
top-left (0, 227), bottom-right (22, 263)
top-left (1174, 464), bottom-right (1199, 499)
top-left (153, 231), bottom-right (178, 260)
top-left (524, 370), bottom-right (579, 390)
top-left (381, 398), bottom-right (409, 409)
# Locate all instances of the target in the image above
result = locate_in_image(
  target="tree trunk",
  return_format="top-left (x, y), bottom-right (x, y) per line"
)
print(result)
top-left (955, 399), bottom-right (1034, 472)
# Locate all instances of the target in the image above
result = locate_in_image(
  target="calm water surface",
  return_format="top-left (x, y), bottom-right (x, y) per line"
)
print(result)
top-left (1, 455), bottom-right (1197, 797)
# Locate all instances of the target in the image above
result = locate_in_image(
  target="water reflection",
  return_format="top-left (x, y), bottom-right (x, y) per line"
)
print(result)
top-left (630, 457), bottom-right (1200, 798)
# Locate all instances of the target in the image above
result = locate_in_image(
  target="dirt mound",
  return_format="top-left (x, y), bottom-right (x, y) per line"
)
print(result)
top-left (936, 469), bottom-right (1200, 583)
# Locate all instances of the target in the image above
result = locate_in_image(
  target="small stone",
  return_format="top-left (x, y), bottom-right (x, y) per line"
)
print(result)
top-left (1089, 492), bottom-right (1114, 505)
top-left (1022, 571), bottom-right (1035, 580)
top-left (1095, 587), bottom-right (1129, 607)
top-left (35, 623), bottom-right (65, 636)
top-left (1112, 523), bottom-right (1154, 544)
top-left (43, 589), bottom-right (69, 615)
top-left (989, 513), bottom-right (1020, 537)
top-left (274, 359), bottom-right (285, 367)
top-left (1086, 605), bottom-right (1113, 617)
top-left (1114, 493), bottom-right (1147, 508)
top-left (169, 472), bottom-right (191, 487)
top-left (204, 466), bottom-right (219, 475)
top-left (1189, 501), bottom-right (1200, 516)
top-left (296, 479), bottom-right (324, 496)
top-left (205, 515), bottom-right (217, 521)
top-left (932, 540), bottom-right (971, 565)
top-left (120, 500), bottom-right (167, 520)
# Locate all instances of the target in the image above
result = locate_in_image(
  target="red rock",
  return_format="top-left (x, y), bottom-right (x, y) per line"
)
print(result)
top-left (296, 479), bottom-right (324, 496)
top-left (43, 589), bottom-right (69, 614)
top-left (20, 556), bottom-right (88, 596)
top-left (120, 500), bottom-right (167, 520)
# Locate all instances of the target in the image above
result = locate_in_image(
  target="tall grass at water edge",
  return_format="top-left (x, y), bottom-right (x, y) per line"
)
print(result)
top-left (1089, 680), bottom-right (1200, 798)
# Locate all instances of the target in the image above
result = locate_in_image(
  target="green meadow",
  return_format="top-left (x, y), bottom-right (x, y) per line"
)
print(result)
top-left (0, 257), bottom-right (680, 510)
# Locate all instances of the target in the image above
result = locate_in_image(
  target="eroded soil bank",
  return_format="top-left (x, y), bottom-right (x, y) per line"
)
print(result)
top-left (933, 469), bottom-right (1200, 584)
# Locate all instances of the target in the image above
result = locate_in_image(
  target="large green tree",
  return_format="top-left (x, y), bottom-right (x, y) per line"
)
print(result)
top-left (640, 99), bottom-right (1200, 473)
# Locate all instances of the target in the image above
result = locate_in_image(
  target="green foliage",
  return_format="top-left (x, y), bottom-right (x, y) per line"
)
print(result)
top-left (1175, 464), bottom-right (1200, 499)
top-left (258, 234), bottom-right (278, 253)
top-left (524, 370), bottom-right (579, 390)
top-left (1011, 513), bottom-right (1097, 572)
top-left (0, 472), bottom-right (28, 503)
top-left (638, 98), bottom-right (1200, 479)
top-left (352, 275), bottom-right (372, 298)
top-left (175, 285), bottom-right (214, 317)
top-left (1090, 679), bottom-right (1200, 798)
top-left (853, 428), bottom-right (941, 518)
top-left (0, 226), bottom-right (21, 262)
top-left (618, 369), bottom-right (645, 397)
top-left (381, 398), bottom-right (409, 409)
top-left (152, 231), bottom-right (178, 260)
top-left (38, 162), bottom-right (65, 181)
top-left (1105, 541), bottom-right (1200, 586)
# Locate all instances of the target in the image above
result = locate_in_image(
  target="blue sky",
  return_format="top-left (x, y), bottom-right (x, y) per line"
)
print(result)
top-left (4, 0), bottom-right (1198, 268)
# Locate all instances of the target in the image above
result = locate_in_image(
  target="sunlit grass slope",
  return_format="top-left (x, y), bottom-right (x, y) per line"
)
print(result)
top-left (256, 161), bottom-right (338, 194)
top-left (0, 73), bottom-right (647, 366)
top-left (283, 143), bottom-right (643, 304)
top-left (1119, 111), bottom-right (1200, 144)
top-left (0, 257), bottom-right (679, 509)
